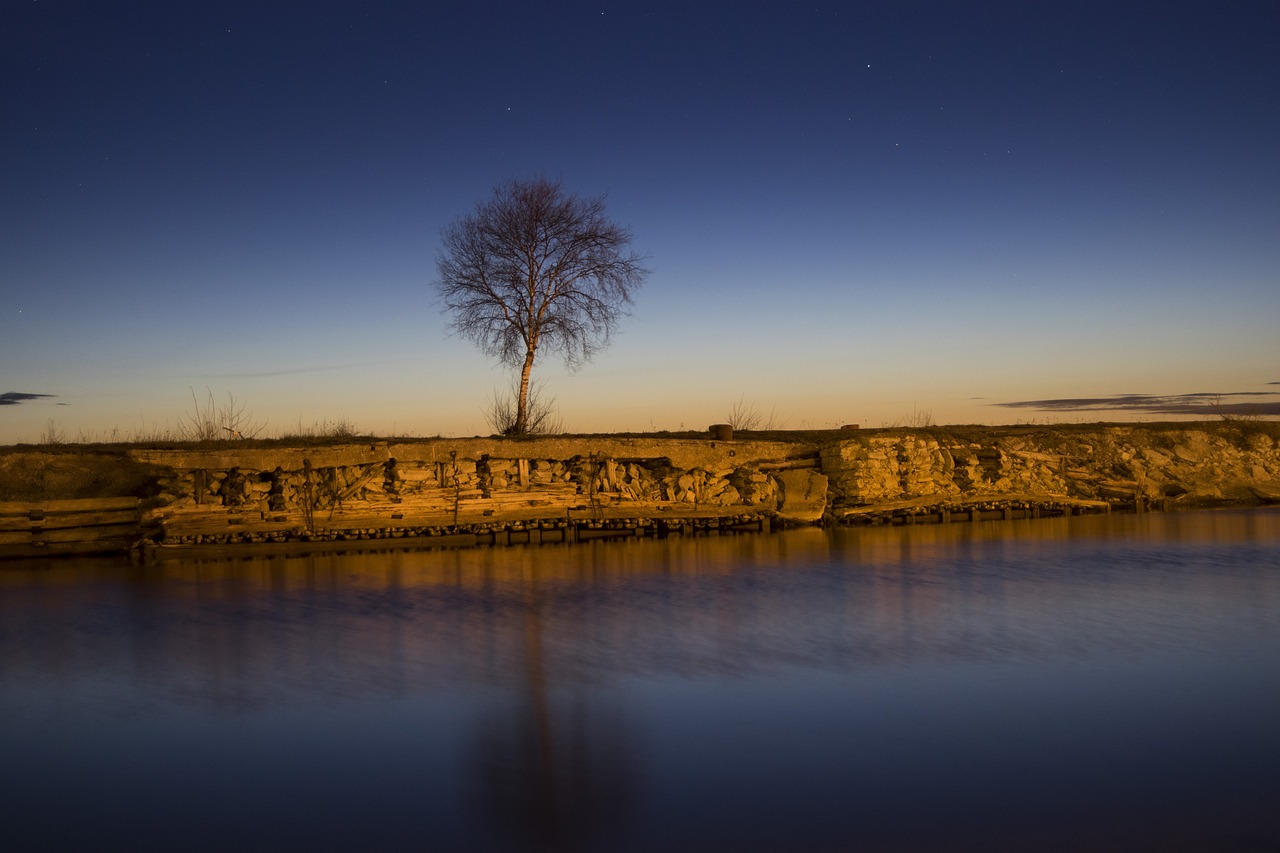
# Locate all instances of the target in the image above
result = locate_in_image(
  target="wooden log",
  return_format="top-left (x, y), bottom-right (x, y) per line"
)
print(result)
top-left (336, 464), bottom-right (385, 502)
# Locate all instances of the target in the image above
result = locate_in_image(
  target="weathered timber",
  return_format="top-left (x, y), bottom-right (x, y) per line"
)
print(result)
top-left (1250, 485), bottom-right (1280, 504)
top-left (0, 497), bottom-right (143, 558)
top-left (39, 524), bottom-right (141, 544)
top-left (840, 493), bottom-right (1111, 523)
top-left (0, 497), bottom-right (141, 514)
top-left (140, 512), bottom-right (772, 561)
top-left (34, 509), bottom-right (143, 530)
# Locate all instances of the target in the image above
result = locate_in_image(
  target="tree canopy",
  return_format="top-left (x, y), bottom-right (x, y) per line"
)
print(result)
top-left (435, 177), bottom-right (647, 434)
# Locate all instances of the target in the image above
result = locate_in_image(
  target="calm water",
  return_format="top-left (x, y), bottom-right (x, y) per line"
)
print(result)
top-left (3, 509), bottom-right (1280, 852)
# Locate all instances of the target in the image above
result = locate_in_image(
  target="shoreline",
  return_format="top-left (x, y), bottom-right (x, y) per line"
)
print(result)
top-left (3, 422), bottom-right (1278, 561)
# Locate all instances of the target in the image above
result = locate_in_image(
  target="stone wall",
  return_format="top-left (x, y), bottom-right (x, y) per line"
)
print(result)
top-left (3, 425), bottom-right (1278, 548)
top-left (119, 437), bottom-right (827, 541)
top-left (820, 426), bottom-right (1280, 511)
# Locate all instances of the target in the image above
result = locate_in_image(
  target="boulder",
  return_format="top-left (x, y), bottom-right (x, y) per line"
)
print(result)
top-left (776, 469), bottom-right (829, 523)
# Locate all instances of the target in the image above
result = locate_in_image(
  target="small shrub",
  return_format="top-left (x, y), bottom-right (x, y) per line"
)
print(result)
top-left (40, 420), bottom-right (66, 446)
top-left (485, 381), bottom-right (562, 436)
top-left (887, 405), bottom-right (935, 429)
top-left (181, 389), bottom-right (265, 441)
top-left (725, 396), bottom-right (783, 431)
top-left (282, 417), bottom-right (359, 440)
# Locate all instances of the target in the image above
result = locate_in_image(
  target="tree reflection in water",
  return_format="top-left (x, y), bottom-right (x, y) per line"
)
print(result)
top-left (470, 579), bottom-right (633, 851)
top-left (2, 511), bottom-right (1279, 850)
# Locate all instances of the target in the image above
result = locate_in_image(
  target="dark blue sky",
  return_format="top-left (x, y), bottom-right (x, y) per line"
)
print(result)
top-left (4, 1), bottom-right (1278, 440)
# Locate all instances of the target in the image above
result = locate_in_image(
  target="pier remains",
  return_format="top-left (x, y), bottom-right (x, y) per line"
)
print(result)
top-left (2, 424), bottom-right (1277, 559)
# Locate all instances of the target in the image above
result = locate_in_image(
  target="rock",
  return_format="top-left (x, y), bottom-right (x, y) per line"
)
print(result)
top-left (1141, 448), bottom-right (1171, 466)
top-left (776, 470), bottom-right (828, 523)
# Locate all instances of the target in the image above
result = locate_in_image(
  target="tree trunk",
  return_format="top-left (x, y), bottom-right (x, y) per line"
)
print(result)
top-left (515, 348), bottom-right (536, 434)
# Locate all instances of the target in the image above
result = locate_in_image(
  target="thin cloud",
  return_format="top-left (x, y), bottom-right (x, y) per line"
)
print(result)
top-left (0, 392), bottom-right (56, 406)
top-left (187, 361), bottom-right (395, 380)
top-left (994, 391), bottom-right (1280, 416)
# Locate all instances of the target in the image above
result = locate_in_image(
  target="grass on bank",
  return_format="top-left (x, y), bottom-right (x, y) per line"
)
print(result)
top-left (10, 388), bottom-right (1279, 453)
top-left (13, 419), bottom-right (1280, 456)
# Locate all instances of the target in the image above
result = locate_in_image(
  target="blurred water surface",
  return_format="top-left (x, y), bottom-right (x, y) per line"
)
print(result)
top-left (3, 509), bottom-right (1280, 851)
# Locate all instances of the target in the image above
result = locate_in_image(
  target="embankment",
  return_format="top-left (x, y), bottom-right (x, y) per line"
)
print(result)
top-left (2, 423), bottom-right (1278, 558)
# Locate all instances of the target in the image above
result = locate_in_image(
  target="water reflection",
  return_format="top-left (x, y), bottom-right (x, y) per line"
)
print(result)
top-left (2, 509), bottom-right (1279, 850)
top-left (470, 580), bottom-right (634, 851)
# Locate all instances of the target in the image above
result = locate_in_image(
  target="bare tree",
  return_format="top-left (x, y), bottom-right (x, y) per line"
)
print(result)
top-left (436, 177), bottom-right (647, 435)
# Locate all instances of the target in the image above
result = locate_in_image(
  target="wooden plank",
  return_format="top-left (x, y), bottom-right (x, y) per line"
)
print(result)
top-left (149, 497), bottom-right (769, 538)
top-left (0, 517), bottom-right (35, 532)
top-left (318, 510), bottom-right (422, 527)
top-left (19, 497), bottom-right (140, 513)
top-left (152, 503), bottom-right (239, 518)
top-left (1097, 480), bottom-right (1140, 499)
top-left (0, 530), bottom-right (33, 545)
top-left (36, 510), bottom-right (141, 530)
top-left (45, 497), bottom-right (140, 513)
top-left (336, 464), bottom-right (385, 502)
top-left (1250, 485), bottom-right (1280, 503)
top-left (161, 516), bottom-right (294, 535)
top-left (384, 493), bottom-right (453, 508)
top-left (840, 492), bottom-right (1110, 518)
top-left (1, 539), bottom-right (133, 558)
top-left (145, 532), bottom-right (485, 561)
top-left (39, 524), bottom-right (140, 544)
top-left (1009, 450), bottom-right (1066, 465)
